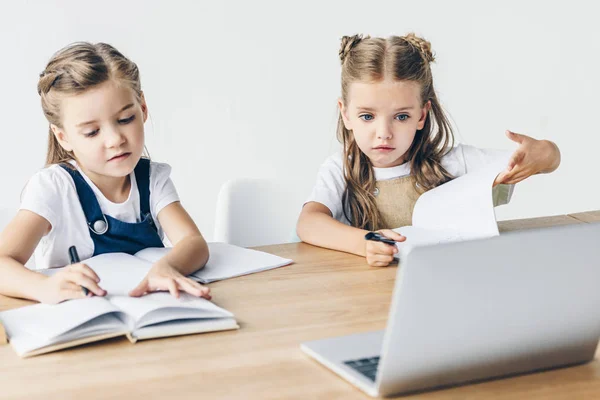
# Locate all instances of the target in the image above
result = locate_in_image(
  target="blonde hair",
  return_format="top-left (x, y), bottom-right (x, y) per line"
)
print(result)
top-left (37, 42), bottom-right (144, 166)
top-left (338, 33), bottom-right (455, 230)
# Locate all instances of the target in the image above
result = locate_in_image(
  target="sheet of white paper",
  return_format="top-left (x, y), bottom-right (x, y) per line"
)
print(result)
top-left (411, 160), bottom-right (507, 237)
top-left (38, 253), bottom-right (152, 296)
top-left (136, 243), bottom-right (293, 283)
top-left (392, 159), bottom-right (509, 258)
top-left (83, 253), bottom-right (152, 296)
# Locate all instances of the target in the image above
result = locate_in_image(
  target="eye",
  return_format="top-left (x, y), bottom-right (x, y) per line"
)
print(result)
top-left (84, 129), bottom-right (99, 138)
top-left (359, 114), bottom-right (374, 121)
top-left (118, 115), bottom-right (135, 124)
top-left (395, 114), bottom-right (409, 121)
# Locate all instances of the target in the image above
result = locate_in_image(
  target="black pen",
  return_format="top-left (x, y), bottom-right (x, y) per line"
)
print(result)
top-left (68, 246), bottom-right (89, 296)
top-left (364, 232), bottom-right (397, 246)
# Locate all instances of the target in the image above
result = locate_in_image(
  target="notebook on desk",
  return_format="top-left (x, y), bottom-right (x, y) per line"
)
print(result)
top-left (0, 242), bottom-right (292, 357)
top-left (0, 292), bottom-right (237, 358)
top-left (136, 242), bottom-right (294, 283)
top-left (0, 251), bottom-right (239, 358)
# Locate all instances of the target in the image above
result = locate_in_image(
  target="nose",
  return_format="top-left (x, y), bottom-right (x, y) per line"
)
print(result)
top-left (104, 125), bottom-right (126, 148)
top-left (376, 121), bottom-right (393, 140)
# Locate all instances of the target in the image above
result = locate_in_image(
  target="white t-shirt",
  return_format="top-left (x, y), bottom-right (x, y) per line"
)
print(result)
top-left (20, 160), bottom-right (180, 269)
top-left (306, 144), bottom-right (515, 224)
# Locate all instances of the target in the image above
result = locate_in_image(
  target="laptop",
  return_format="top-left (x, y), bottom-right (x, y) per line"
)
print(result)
top-left (301, 222), bottom-right (600, 397)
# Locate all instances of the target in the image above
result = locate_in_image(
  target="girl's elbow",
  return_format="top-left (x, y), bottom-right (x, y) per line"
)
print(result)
top-left (196, 236), bottom-right (209, 270)
top-left (296, 214), bottom-right (315, 244)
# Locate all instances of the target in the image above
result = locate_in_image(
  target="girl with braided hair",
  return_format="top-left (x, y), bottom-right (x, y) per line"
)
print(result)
top-left (297, 33), bottom-right (561, 267)
top-left (0, 42), bottom-right (211, 303)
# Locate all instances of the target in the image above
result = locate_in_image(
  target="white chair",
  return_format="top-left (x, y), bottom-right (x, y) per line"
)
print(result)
top-left (214, 179), bottom-right (304, 247)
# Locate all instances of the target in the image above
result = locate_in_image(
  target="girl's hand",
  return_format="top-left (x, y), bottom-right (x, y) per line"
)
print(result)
top-left (129, 259), bottom-right (211, 299)
top-left (494, 130), bottom-right (561, 185)
top-left (365, 229), bottom-right (406, 267)
top-left (39, 263), bottom-right (106, 304)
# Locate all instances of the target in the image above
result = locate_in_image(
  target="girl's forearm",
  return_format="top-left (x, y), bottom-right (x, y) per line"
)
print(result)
top-left (162, 235), bottom-right (209, 276)
top-left (0, 256), bottom-right (47, 301)
top-left (297, 212), bottom-right (368, 257)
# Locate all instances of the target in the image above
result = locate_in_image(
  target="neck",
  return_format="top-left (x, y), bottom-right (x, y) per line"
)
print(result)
top-left (77, 163), bottom-right (131, 203)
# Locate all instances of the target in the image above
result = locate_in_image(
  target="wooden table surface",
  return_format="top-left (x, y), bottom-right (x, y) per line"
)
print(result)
top-left (1, 213), bottom-right (599, 399)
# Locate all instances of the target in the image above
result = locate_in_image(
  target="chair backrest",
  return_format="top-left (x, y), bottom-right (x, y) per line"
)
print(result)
top-left (214, 179), bottom-right (304, 247)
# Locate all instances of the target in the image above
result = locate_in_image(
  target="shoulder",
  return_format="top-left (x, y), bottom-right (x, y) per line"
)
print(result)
top-left (318, 152), bottom-right (345, 175)
top-left (24, 164), bottom-right (74, 194)
top-left (20, 164), bottom-right (78, 231)
top-left (147, 160), bottom-right (179, 203)
top-left (148, 160), bottom-right (172, 179)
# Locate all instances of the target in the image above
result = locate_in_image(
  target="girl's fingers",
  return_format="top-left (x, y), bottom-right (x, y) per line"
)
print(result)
top-left (167, 279), bottom-right (180, 298)
top-left (503, 171), bottom-right (530, 185)
top-left (506, 151), bottom-right (524, 172)
top-left (71, 263), bottom-right (101, 283)
top-left (368, 241), bottom-right (397, 255)
top-left (494, 171), bottom-right (507, 186)
top-left (62, 282), bottom-right (90, 301)
top-left (368, 253), bottom-right (395, 265)
top-left (67, 271), bottom-right (106, 296)
top-left (498, 163), bottom-right (526, 184)
top-left (177, 278), bottom-right (210, 298)
top-left (506, 130), bottom-right (526, 144)
top-left (369, 260), bottom-right (392, 267)
top-left (378, 229), bottom-right (406, 242)
top-left (129, 279), bottom-right (149, 297)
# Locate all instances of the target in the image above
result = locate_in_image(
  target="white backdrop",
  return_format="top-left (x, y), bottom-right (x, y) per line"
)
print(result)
top-left (0, 0), bottom-right (597, 240)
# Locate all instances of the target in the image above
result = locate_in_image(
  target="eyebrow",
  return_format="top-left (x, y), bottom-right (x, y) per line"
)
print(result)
top-left (75, 103), bottom-right (135, 127)
top-left (356, 106), bottom-right (416, 112)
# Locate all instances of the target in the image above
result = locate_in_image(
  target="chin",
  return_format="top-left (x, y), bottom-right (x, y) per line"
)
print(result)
top-left (106, 162), bottom-right (137, 177)
top-left (370, 154), bottom-right (404, 168)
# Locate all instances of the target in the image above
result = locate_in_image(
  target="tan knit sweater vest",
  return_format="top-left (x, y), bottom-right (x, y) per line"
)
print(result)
top-left (373, 176), bottom-right (422, 230)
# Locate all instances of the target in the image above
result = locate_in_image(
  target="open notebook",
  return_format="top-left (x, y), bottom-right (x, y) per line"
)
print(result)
top-left (0, 242), bottom-right (292, 357)
top-left (0, 251), bottom-right (240, 358)
top-left (138, 242), bottom-right (293, 284)
top-left (33, 242), bottom-right (293, 284)
top-left (392, 159), bottom-right (512, 259)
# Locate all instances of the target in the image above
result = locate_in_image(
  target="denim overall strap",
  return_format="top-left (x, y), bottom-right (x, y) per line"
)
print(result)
top-left (59, 164), bottom-right (106, 233)
top-left (60, 161), bottom-right (164, 256)
top-left (134, 158), bottom-right (152, 218)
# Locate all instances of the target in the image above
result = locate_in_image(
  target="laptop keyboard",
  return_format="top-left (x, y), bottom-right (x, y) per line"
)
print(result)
top-left (344, 356), bottom-right (380, 381)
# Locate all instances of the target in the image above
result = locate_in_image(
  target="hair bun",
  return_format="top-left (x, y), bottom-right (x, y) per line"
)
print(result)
top-left (37, 70), bottom-right (62, 95)
top-left (339, 34), bottom-right (369, 64)
top-left (403, 33), bottom-right (435, 63)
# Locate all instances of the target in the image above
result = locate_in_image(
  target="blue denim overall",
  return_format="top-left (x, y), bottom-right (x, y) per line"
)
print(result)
top-left (60, 158), bottom-right (165, 256)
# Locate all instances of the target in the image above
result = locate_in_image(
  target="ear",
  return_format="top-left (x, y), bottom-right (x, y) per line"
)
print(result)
top-left (140, 92), bottom-right (148, 123)
top-left (417, 100), bottom-right (431, 130)
top-left (51, 124), bottom-right (73, 152)
top-left (338, 98), bottom-right (351, 130)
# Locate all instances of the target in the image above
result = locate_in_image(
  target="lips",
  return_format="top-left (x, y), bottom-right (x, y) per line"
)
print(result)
top-left (108, 152), bottom-right (131, 161)
top-left (373, 146), bottom-right (395, 150)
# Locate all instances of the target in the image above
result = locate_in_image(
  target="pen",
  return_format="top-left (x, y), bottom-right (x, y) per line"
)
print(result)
top-left (68, 246), bottom-right (89, 296)
top-left (364, 232), bottom-right (397, 246)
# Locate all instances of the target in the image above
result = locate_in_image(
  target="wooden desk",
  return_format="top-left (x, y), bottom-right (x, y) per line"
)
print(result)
top-left (569, 210), bottom-right (600, 224)
top-left (1, 214), bottom-right (599, 399)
